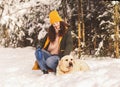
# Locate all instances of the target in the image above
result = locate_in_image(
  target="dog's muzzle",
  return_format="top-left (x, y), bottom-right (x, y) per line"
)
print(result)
top-left (69, 62), bottom-right (73, 67)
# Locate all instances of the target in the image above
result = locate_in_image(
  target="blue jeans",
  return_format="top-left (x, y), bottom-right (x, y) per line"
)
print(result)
top-left (35, 48), bottom-right (60, 72)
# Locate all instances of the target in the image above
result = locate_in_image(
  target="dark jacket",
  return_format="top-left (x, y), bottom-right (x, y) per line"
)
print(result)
top-left (37, 29), bottom-right (73, 58)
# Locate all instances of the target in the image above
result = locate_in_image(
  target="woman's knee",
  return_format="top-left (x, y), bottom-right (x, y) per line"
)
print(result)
top-left (46, 58), bottom-right (53, 66)
top-left (35, 48), bottom-right (42, 59)
top-left (35, 48), bottom-right (40, 53)
top-left (46, 56), bottom-right (59, 69)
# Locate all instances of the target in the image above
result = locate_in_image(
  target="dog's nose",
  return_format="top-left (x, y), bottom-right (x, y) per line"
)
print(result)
top-left (69, 62), bottom-right (73, 67)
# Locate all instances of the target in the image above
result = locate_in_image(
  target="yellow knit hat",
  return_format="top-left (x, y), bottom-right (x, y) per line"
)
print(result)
top-left (49, 10), bottom-right (63, 24)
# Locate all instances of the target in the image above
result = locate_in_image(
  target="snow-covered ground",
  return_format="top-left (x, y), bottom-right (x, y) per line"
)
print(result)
top-left (0, 47), bottom-right (120, 87)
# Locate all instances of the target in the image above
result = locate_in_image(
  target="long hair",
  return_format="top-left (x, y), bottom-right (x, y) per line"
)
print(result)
top-left (48, 21), bottom-right (69, 42)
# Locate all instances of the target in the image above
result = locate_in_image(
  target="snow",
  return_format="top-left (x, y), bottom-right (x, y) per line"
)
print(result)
top-left (111, 1), bottom-right (119, 5)
top-left (1, 47), bottom-right (120, 87)
top-left (38, 28), bottom-right (47, 40)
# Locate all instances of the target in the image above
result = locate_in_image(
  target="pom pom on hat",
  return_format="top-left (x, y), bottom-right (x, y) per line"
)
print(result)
top-left (49, 10), bottom-right (63, 24)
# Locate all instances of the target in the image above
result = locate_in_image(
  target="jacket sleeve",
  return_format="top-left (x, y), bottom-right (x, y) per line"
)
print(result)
top-left (36, 34), bottom-right (47, 49)
top-left (63, 30), bottom-right (73, 56)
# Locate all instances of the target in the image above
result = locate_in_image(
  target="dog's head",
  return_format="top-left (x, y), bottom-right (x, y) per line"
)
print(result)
top-left (58, 55), bottom-right (75, 72)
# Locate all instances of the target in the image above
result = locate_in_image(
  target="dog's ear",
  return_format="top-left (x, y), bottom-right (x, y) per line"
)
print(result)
top-left (72, 58), bottom-right (75, 64)
top-left (56, 59), bottom-right (63, 76)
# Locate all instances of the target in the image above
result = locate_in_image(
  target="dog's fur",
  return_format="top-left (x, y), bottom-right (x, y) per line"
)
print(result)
top-left (56, 55), bottom-right (90, 76)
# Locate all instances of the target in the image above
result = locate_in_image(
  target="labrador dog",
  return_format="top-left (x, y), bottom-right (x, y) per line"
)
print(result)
top-left (56, 55), bottom-right (90, 76)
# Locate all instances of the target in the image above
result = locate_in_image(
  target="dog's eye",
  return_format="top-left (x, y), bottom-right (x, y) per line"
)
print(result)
top-left (65, 59), bottom-right (68, 61)
top-left (71, 59), bottom-right (73, 61)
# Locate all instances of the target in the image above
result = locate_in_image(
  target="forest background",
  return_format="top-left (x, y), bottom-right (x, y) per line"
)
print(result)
top-left (0, 0), bottom-right (120, 57)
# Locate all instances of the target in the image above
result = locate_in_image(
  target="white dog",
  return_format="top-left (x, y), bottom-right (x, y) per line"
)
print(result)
top-left (56, 55), bottom-right (90, 76)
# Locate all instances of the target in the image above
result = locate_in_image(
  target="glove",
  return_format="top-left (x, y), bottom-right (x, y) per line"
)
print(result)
top-left (36, 45), bottom-right (42, 49)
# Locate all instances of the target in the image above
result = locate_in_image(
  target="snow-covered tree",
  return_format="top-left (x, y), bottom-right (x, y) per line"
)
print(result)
top-left (0, 0), bottom-right (120, 57)
top-left (0, 0), bottom-right (61, 47)
top-left (83, 1), bottom-right (120, 57)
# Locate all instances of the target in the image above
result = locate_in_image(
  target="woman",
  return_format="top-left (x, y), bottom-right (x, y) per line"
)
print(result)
top-left (32, 10), bottom-right (73, 74)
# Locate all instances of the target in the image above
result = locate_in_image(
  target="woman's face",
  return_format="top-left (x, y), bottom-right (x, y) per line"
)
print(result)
top-left (53, 22), bottom-right (60, 33)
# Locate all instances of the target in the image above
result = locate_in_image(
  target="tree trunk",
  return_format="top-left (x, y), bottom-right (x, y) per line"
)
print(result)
top-left (114, 4), bottom-right (119, 58)
top-left (77, 0), bottom-right (82, 58)
top-left (81, 0), bottom-right (85, 46)
top-left (62, 0), bottom-right (67, 22)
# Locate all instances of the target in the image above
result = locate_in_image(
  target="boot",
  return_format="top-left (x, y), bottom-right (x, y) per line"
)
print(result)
top-left (42, 70), bottom-right (48, 74)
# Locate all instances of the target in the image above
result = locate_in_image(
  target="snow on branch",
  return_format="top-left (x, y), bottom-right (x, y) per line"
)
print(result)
top-left (0, 0), bottom-right (61, 47)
